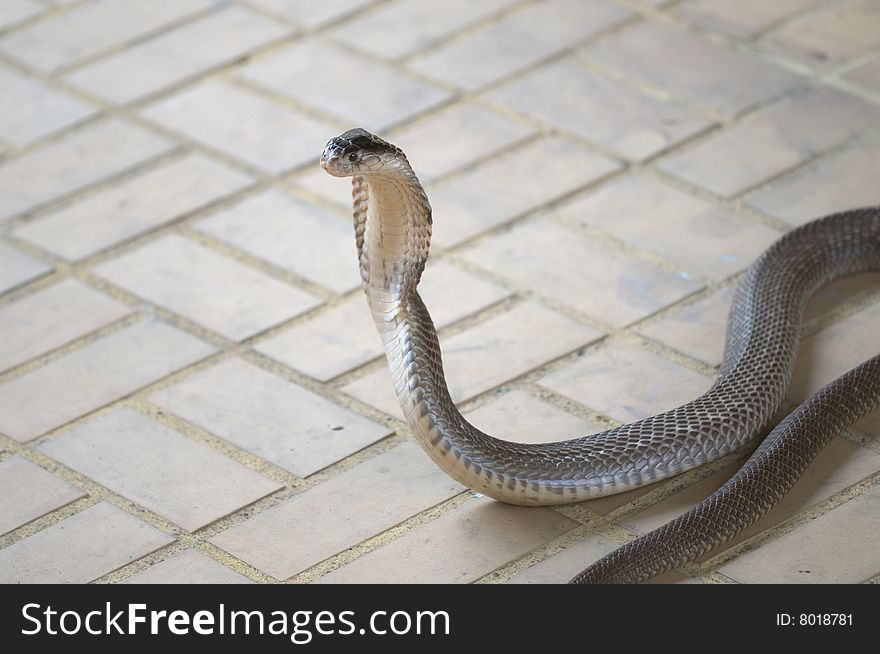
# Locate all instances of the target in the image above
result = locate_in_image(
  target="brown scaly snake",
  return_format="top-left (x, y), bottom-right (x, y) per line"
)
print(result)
top-left (320, 128), bottom-right (880, 584)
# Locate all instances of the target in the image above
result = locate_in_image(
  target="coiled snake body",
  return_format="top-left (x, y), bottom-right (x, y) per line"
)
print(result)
top-left (320, 128), bottom-right (880, 583)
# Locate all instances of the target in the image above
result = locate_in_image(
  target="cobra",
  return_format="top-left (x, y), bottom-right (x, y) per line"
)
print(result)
top-left (320, 127), bottom-right (880, 583)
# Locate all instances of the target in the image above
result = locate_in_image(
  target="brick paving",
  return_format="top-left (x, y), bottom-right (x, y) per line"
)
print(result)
top-left (0, 0), bottom-right (879, 585)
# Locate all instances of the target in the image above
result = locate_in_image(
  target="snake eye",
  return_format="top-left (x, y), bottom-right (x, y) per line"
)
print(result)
top-left (348, 153), bottom-right (359, 162)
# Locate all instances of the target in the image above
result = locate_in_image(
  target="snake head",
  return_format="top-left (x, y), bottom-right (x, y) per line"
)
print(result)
top-left (320, 128), bottom-right (408, 177)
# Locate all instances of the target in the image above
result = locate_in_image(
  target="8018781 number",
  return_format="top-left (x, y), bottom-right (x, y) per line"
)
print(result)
top-left (776, 614), bottom-right (853, 626)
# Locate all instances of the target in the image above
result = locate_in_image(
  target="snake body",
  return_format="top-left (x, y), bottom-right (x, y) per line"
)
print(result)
top-left (320, 128), bottom-right (880, 583)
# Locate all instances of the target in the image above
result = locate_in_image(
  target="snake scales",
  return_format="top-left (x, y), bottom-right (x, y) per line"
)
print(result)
top-left (320, 128), bottom-right (880, 583)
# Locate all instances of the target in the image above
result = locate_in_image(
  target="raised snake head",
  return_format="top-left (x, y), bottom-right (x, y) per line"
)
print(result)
top-left (320, 128), bottom-right (409, 177)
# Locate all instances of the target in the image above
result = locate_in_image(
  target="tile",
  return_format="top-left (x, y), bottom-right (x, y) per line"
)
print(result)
top-left (318, 497), bottom-right (577, 583)
top-left (247, 0), bottom-right (376, 27)
top-left (195, 189), bottom-right (361, 294)
top-left (240, 39), bottom-right (451, 130)
top-left (657, 88), bottom-right (880, 197)
top-left (0, 502), bottom-right (174, 583)
top-left (408, 0), bottom-right (631, 91)
top-left (123, 549), bottom-right (252, 584)
top-left (745, 134), bottom-right (880, 225)
top-left (490, 59), bottom-right (712, 161)
top-left (0, 456), bottom-right (85, 536)
top-left (539, 341), bottom-right (712, 423)
top-left (583, 20), bottom-right (801, 117)
top-left (66, 6), bottom-right (291, 104)
top-left (0, 118), bottom-right (173, 222)
top-left (428, 137), bottom-right (620, 247)
top-left (14, 153), bottom-right (254, 260)
top-left (41, 408), bottom-right (282, 531)
top-left (0, 243), bottom-right (51, 293)
top-left (92, 234), bottom-right (321, 341)
top-left (142, 80), bottom-right (336, 174)
top-left (677, 0), bottom-right (821, 38)
top-left (256, 260), bottom-right (511, 381)
top-left (343, 301), bottom-right (602, 418)
top-left (558, 174), bottom-right (780, 279)
top-left (0, 278), bottom-right (132, 373)
top-left (149, 358), bottom-right (391, 477)
top-left (638, 288), bottom-right (734, 367)
top-left (0, 0), bottom-right (43, 31)
top-left (330, 0), bottom-right (518, 60)
top-left (0, 319), bottom-right (214, 441)
top-left (508, 533), bottom-right (692, 584)
top-left (760, 0), bottom-right (880, 71)
top-left (382, 102), bottom-right (534, 182)
top-left (622, 436), bottom-right (880, 560)
top-left (719, 483), bottom-right (880, 583)
top-left (846, 55), bottom-right (880, 92)
top-left (292, 103), bottom-right (535, 205)
top-left (0, 0), bottom-right (213, 72)
top-left (789, 302), bottom-right (880, 404)
top-left (459, 218), bottom-right (700, 327)
top-left (209, 443), bottom-right (465, 579)
top-left (0, 63), bottom-right (98, 147)
top-left (463, 390), bottom-right (603, 444)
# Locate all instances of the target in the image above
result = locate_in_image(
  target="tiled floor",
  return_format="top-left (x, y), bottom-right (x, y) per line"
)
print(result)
top-left (1, 0), bottom-right (879, 585)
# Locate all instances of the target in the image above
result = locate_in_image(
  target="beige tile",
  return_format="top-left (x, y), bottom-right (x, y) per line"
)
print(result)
top-left (247, 0), bottom-right (376, 27)
top-left (15, 153), bottom-right (254, 260)
top-left (745, 134), bottom-right (880, 225)
top-left (92, 234), bottom-right (321, 341)
top-left (66, 7), bottom-right (291, 104)
top-left (459, 218), bottom-right (700, 327)
top-left (344, 301), bottom-right (602, 418)
top-left (0, 118), bottom-right (173, 222)
top-left (491, 59), bottom-right (712, 161)
top-left (584, 21), bottom-right (801, 117)
top-left (150, 358), bottom-right (391, 477)
top-left (195, 189), bottom-right (361, 294)
top-left (0, 279), bottom-right (132, 373)
top-left (677, 0), bottom-right (821, 38)
top-left (256, 260), bottom-right (511, 381)
top-left (0, 0), bottom-right (213, 72)
top-left (622, 436), bottom-right (880, 560)
top-left (539, 341), bottom-right (712, 423)
top-left (638, 288), bottom-right (734, 367)
top-left (0, 243), bottom-right (52, 294)
top-left (790, 302), bottom-right (880, 404)
top-left (382, 102), bottom-right (534, 182)
top-left (760, 0), bottom-right (880, 71)
top-left (0, 456), bottom-right (85, 536)
top-left (847, 55), bottom-right (880, 92)
top-left (508, 533), bottom-right (693, 584)
top-left (0, 502), bottom-right (173, 583)
top-left (657, 88), bottom-right (880, 197)
top-left (318, 497), bottom-right (577, 583)
top-left (408, 0), bottom-right (630, 90)
top-left (41, 408), bottom-right (282, 531)
top-left (558, 174), bottom-right (780, 278)
top-left (719, 483), bottom-right (880, 583)
top-left (209, 443), bottom-right (465, 579)
top-left (463, 390), bottom-right (603, 444)
top-left (142, 80), bottom-right (336, 174)
top-left (123, 549), bottom-right (253, 584)
top-left (330, 0), bottom-right (518, 60)
top-left (0, 63), bottom-right (97, 147)
top-left (0, 0), bottom-right (43, 31)
top-left (240, 39), bottom-right (451, 130)
top-left (428, 137), bottom-right (620, 248)
top-left (0, 319), bottom-right (214, 441)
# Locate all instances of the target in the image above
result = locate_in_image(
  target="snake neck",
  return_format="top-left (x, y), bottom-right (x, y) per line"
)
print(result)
top-left (353, 169), bottom-right (431, 312)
